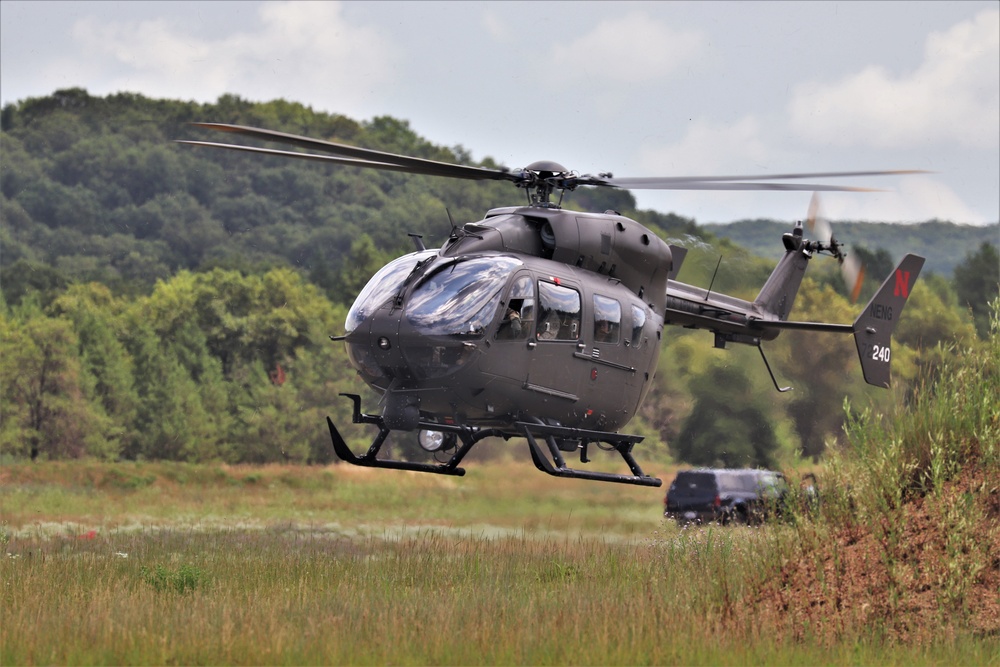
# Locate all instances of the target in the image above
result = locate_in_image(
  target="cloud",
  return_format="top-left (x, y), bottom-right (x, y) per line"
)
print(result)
top-left (628, 116), bottom-right (803, 223)
top-left (635, 116), bottom-right (784, 175)
top-left (481, 8), bottom-right (510, 42)
top-left (60, 1), bottom-right (396, 115)
top-left (826, 175), bottom-right (991, 224)
top-left (789, 8), bottom-right (1000, 149)
top-left (549, 12), bottom-right (705, 85)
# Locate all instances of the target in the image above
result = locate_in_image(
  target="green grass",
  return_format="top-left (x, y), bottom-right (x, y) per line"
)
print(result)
top-left (2, 525), bottom-right (992, 666)
top-left (0, 459), bottom-right (667, 539)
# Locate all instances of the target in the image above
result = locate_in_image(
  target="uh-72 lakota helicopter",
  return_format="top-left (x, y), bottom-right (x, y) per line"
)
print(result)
top-left (179, 123), bottom-right (925, 487)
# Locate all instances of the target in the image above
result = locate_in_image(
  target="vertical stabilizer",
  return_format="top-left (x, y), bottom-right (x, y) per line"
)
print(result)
top-left (752, 224), bottom-right (811, 321)
top-left (853, 254), bottom-right (925, 387)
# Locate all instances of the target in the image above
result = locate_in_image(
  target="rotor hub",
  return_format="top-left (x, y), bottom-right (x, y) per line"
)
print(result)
top-left (520, 160), bottom-right (573, 207)
top-left (524, 160), bottom-right (569, 177)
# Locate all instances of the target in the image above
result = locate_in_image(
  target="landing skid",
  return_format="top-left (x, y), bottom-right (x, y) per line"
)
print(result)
top-left (327, 394), bottom-right (662, 487)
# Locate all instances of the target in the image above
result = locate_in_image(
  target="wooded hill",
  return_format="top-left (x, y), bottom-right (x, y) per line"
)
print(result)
top-left (1, 88), bottom-right (698, 304)
top-left (1, 89), bottom-right (995, 467)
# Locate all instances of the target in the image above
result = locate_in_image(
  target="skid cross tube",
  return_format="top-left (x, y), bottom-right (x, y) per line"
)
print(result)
top-left (328, 394), bottom-right (502, 476)
top-left (516, 421), bottom-right (662, 487)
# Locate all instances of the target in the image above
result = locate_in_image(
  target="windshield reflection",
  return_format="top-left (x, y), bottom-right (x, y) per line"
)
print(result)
top-left (406, 257), bottom-right (522, 337)
top-left (345, 250), bottom-right (436, 333)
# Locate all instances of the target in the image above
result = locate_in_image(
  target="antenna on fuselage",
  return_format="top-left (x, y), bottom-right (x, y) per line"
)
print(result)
top-left (705, 255), bottom-right (723, 301)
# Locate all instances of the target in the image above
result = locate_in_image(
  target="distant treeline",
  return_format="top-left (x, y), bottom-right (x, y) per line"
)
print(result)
top-left (1, 89), bottom-right (995, 467)
top-left (704, 219), bottom-right (999, 278)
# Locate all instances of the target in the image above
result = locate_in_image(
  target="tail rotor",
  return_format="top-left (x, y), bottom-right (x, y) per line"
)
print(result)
top-left (804, 193), bottom-right (866, 303)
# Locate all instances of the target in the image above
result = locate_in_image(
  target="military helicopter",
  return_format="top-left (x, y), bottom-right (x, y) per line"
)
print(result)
top-left (179, 123), bottom-right (925, 487)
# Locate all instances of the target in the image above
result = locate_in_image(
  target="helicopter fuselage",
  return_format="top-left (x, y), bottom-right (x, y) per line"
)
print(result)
top-left (342, 206), bottom-right (674, 434)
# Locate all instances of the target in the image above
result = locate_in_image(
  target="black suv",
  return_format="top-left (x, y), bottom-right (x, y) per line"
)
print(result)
top-left (663, 468), bottom-right (789, 526)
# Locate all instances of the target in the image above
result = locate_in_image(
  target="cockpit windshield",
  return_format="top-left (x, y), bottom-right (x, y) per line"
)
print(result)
top-left (345, 250), bottom-right (436, 333)
top-left (406, 256), bottom-right (522, 337)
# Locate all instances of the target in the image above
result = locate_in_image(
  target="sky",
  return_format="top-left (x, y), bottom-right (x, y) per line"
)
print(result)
top-left (2, 1), bottom-right (998, 226)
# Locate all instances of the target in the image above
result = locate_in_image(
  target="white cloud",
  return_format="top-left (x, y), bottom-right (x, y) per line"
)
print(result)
top-left (549, 12), bottom-right (705, 84)
top-left (60, 1), bottom-right (396, 114)
top-left (481, 9), bottom-right (510, 42)
top-left (825, 175), bottom-right (991, 224)
top-left (789, 8), bottom-right (1000, 149)
top-left (628, 116), bottom-right (802, 223)
top-left (635, 116), bottom-right (783, 175)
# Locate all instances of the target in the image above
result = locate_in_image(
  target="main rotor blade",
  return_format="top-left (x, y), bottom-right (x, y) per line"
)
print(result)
top-left (598, 169), bottom-right (927, 189)
top-left (593, 179), bottom-right (883, 192)
top-left (188, 122), bottom-right (518, 183)
top-left (176, 140), bottom-right (486, 178)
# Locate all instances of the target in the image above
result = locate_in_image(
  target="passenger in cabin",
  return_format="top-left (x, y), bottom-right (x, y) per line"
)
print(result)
top-left (497, 300), bottom-right (524, 339)
top-left (595, 319), bottom-right (616, 343)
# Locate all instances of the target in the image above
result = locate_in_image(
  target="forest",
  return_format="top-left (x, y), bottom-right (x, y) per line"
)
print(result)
top-left (2, 88), bottom-right (997, 468)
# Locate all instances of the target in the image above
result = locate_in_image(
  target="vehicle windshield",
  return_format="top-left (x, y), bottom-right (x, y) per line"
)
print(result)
top-left (345, 250), bottom-right (437, 333)
top-left (406, 256), bottom-right (522, 337)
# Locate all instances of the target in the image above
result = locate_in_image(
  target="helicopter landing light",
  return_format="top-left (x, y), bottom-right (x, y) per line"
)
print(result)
top-left (418, 430), bottom-right (456, 453)
top-left (378, 337), bottom-right (391, 350)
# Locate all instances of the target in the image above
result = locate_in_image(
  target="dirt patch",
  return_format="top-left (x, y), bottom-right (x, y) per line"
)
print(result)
top-left (755, 464), bottom-right (1000, 644)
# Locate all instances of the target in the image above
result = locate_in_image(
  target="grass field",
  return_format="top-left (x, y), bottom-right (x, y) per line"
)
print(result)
top-left (1, 458), bottom-right (996, 665)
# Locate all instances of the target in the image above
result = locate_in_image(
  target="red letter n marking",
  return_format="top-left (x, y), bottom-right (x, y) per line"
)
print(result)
top-left (894, 270), bottom-right (911, 298)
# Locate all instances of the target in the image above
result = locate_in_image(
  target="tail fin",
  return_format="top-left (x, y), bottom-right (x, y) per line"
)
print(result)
top-left (853, 254), bottom-right (925, 387)
top-left (753, 224), bottom-right (811, 320)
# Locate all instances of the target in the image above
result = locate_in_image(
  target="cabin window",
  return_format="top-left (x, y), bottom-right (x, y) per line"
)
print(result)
top-left (630, 304), bottom-right (647, 348)
top-left (593, 294), bottom-right (621, 344)
top-left (496, 274), bottom-right (535, 341)
top-left (536, 281), bottom-right (581, 341)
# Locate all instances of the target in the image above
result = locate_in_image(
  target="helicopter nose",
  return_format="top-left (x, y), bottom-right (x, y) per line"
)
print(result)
top-left (345, 303), bottom-right (482, 391)
top-left (345, 308), bottom-right (408, 379)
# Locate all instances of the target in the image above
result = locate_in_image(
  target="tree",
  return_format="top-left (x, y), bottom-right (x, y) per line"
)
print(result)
top-left (0, 259), bottom-right (69, 308)
top-left (774, 280), bottom-right (862, 460)
top-left (49, 283), bottom-right (138, 454)
top-left (123, 318), bottom-right (231, 462)
top-left (673, 360), bottom-right (780, 469)
top-left (0, 305), bottom-right (114, 460)
top-left (334, 234), bottom-right (394, 305)
top-left (953, 242), bottom-right (1000, 339)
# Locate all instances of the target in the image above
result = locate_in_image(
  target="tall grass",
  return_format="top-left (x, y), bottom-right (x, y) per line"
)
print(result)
top-left (3, 527), bottom-right (991, 665)
top-left (766, 301), bottom-right (1000, 644)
